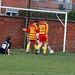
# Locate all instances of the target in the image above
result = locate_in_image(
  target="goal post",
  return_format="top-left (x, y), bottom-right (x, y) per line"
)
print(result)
top-left (0, 6), bottom-right (68, 52)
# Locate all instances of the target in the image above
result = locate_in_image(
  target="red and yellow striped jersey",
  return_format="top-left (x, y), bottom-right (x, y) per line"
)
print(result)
top-left (25, 23), bottom-right (38, 40)
top-left (38, 21), bottom-right (48, 34)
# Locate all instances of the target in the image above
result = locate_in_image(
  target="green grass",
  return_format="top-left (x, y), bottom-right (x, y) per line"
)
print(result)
top-left (0, 50), bottom-right (75, 75)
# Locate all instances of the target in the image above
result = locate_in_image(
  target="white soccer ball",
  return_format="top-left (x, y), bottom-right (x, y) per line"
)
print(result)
top-left (49, 50), bottom-right (54, 54)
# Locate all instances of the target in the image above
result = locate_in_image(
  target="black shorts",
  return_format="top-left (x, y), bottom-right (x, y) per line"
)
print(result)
top-left (0, 47), bottom-right (6, 54)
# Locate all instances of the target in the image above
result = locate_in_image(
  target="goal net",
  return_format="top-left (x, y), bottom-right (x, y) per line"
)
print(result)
top-left (0, 6), bottom-right (68, 52)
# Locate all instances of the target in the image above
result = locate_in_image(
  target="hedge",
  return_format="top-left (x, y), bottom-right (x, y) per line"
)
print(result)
top-left (19, 10), bottom-right (75, 20)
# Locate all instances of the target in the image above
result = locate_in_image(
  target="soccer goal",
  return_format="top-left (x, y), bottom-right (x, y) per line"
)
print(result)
top-left (0, 6), bottom-right (68, 52)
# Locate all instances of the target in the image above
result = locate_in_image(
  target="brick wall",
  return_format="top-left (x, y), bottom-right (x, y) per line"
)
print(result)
top-left (0, 16), bottom-right (25, 48)
top-left (1, 0), bottom-right (28, 14)
top-left (0, 16), bottom-right (75, 52)
top-left (31, 0), bottom-right (59, 9)
top-left (72, 0), bottom-right (75, 4)
top-left (2, 0), bottom-right (27, 8)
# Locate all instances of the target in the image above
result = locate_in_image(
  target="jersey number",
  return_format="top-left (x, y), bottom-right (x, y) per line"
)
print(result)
top-left (30, 27), bottom-right (35, 33)
top-left (40, 25), bottom-right (45, 31)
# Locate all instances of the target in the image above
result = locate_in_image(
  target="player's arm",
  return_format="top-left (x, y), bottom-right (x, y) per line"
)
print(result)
top-left (22, 27), bottom-right (30, 33)
top-left (46, 23), bottom-right (48, 34)
top-left (23, 28), bottom-right (26, 31)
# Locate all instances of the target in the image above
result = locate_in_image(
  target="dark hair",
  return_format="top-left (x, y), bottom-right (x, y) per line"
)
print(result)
top-left (34, 20), bottom-right (38, 23)
top-left (6, 36), bottom-right (11, 42)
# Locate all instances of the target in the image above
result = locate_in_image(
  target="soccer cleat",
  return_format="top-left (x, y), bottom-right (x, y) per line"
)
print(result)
top-left (37, 50), bottom-right (40, 54)
top-left (26, 52), bottom-right (29, 54)
top-left (8, 54), bottom-right (10, 55)
top-left (43, 53), bottom-right (46, 55)
top-left (26, 50), bottom-right (29, 54)
top-left (35, 50), bottom-right (38, 55)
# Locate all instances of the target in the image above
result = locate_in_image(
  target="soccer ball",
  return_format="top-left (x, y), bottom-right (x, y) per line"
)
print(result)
top-left (49, 50), bottom-right (54, 54)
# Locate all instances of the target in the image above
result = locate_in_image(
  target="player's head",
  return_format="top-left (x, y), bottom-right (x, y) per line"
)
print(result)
top-left (40, 18), bottom-right (47, 24)
top-left (34, 19), bottom-right (38, 23)
top-left (7, 36), bottom-right (11, 42)
top-left (33, 20), bottom-right (38, 25)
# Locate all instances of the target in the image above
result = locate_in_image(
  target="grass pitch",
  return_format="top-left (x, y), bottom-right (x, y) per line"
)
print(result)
top-left (0, 49), bottom-right (75, 75)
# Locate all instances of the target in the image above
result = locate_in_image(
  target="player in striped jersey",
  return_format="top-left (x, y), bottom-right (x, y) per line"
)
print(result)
top-left (36, 19), bottom-right (49, 55)
top-left (23, 20), bottom-right (38, 53)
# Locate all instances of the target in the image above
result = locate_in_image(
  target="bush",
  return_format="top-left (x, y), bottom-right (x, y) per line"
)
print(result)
top-left (19, 10), bottom-right (52, 18)
top-left (68, 10), bottom-right (75, 20)
top-left (19, 10), bottom-right (26, 16)
top-left (19, 10), bottom-right (67, 20)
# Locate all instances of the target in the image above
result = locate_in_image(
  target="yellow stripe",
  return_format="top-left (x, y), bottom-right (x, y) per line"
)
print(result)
top-left (39, 32), bottom-right (45, 34)
top-left (29, 35), bottom-right (37, 40)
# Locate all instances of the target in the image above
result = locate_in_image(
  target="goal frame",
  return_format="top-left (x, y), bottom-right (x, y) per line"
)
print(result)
top-left (0, 6), bottom-right (68, 52)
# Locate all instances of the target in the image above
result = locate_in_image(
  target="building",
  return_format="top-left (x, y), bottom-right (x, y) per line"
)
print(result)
top-left (0, 0), bottom-right (28, 16)
top-left (31, 0), bottom-right (73, 10)
top-left (0, 0), bottom-right (74, 16)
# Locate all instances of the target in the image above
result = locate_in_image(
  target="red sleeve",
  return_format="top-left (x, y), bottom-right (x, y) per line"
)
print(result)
top-left (36, 28), bottom-right (39, 33)
top-left (25, 26), bottom-right (30, 33)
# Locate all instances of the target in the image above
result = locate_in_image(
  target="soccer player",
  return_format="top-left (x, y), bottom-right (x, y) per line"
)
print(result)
top-left (23, 20), bottom-right (38, 53)
top-left (0, 36), bottom-right (12, 55)
top-left (36, 19), bottom-right (49, 55)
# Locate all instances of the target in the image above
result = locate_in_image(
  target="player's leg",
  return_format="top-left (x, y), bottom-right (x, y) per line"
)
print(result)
top-left (46, 42), bottom-right (51, 51)
top-left (36, 39), bottom-right (41, 53)
top-left (0, 47), bottom-right (5, 54)
top-left (43, 42), bottom-right (47, 55)
top-left (26, 41), bottom-right (31, 53)
top-left (37, 48), bottom-right (40, 53)
top-left (39, 34), bottom-right (47, 55)
top-left (33, 40), bottom-right (37, 50)
top-left (7, 49), bottom-right (10, 55)
top-left (34, 43), bottom-right (41, 54)
top-left (36, 42), bottom-right (42, 54)
top-left (36, 42), bottom-right (42, 50)
top-left (35, 42), bottom-right (42, 54)
top-left (35, 34), bottom-right (45, 54)
top-left (36, 34), bottom-right (44, 50)
top-left (34, 44), bottom-right (37, 50)
top-left (48, 45), bottom-right (51, 50)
